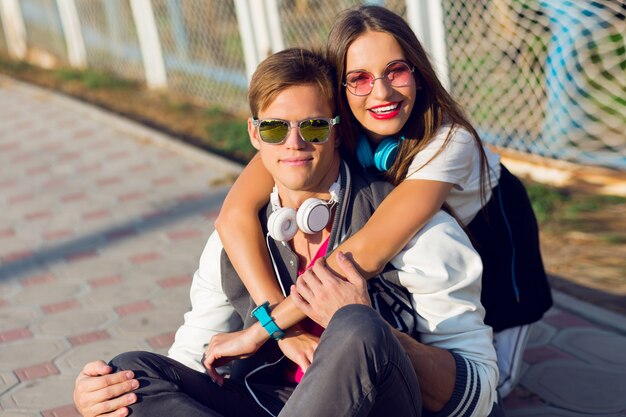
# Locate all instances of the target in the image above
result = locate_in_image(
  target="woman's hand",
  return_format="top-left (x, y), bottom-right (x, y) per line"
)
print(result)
top-left (292, 252), bottom-right (371, 328)
top-left (277, 326), bottom-right (319, 374)
top-left (203, 327), bottom-right (265, 385)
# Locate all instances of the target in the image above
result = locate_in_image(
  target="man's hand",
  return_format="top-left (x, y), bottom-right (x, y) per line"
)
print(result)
top-left (292, 252), bottom-right (371, 327)
top-left (73, 360), bottom-right (138, 417)
top-left (203, 327), bottom-right (265, 385)
top-left (277, 325), bottom-right (319, 374)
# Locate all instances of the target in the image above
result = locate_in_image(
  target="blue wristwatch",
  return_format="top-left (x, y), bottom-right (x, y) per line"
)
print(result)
top-left (251, 301), bottom-right (285, 340)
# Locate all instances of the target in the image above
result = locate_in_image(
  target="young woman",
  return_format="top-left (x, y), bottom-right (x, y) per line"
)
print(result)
top-left (215, 5), bottom-right (552, 398)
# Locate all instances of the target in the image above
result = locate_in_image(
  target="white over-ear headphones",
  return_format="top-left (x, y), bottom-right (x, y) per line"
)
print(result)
top-left (267, 180), bottom-right (340, 242)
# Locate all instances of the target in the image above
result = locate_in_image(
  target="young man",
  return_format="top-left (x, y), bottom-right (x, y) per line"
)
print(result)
top-left (73, 48), bottom-right (500, 417)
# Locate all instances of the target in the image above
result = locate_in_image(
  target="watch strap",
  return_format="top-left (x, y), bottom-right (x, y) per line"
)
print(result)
top-left (251, 301), bottom-right (285, 340)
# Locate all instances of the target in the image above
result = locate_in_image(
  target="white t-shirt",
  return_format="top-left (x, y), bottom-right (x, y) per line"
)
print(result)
top-left (406, 125), bottom-right (501, 225)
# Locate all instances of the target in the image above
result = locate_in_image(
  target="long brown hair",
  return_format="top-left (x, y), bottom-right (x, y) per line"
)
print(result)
top-left (326, 5), bottom-right (489, 201)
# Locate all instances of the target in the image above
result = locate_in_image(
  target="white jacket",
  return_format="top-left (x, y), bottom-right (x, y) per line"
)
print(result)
top-left (168, 164), bottom-right (498, 417)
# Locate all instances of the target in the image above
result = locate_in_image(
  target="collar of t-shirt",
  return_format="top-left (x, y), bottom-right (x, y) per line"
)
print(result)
top-left (297, 236), bottom-right (330, 276)
top-left (288, 236), bottom-right (329, 383)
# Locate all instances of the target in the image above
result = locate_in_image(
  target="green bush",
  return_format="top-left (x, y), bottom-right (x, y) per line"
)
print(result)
top-left (205, 118), bottom-right (255, 161)
top-left (53, 68), bottom-right (136, 90)
top-left (525, 182), bottom-right (569, 223)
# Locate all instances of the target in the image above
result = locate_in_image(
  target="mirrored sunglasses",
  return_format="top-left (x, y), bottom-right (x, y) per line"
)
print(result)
top-left (344, 60), bottom-right (415, 96)
top-left (252, 116), bottom-right (340, 144)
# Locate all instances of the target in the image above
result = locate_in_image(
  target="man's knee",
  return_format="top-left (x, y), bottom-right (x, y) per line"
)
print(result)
top-left (109, 351), bottom-right (184, 392)
top-left (108, 351), bottom-right (171, 379)
top-left (324, 305), bottom-right (393, 356)
top-left (109, 351), bottom-right (150, 370)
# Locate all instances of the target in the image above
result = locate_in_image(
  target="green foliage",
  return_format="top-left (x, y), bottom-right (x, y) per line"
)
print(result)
top-left (526, 181), bottom-right (626, 245)
top-left (205, 105), bottom-right (223, 116)
top-left (601, 234), bottom-right (626, 244)
top-left (0, 56), bottom-right (34, 72)
top-left (205, 118), bottom-right (255, 160)
top-left (525, 182), bottom-right (569, 223)
top-left (529, 182), bottom-right (626, 224)
top-left (53, 68), bottom-right (136, 90)
top-left (163, 97), bottom-right (193, 112)
top-left (566, 194), bottom-right (626, 217)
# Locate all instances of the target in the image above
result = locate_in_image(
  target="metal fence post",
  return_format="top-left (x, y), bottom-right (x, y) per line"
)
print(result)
top-left (234, 0), bottom-right (258, 82)
top-left (235, 0), bottom-right (284, 83)
top-left (406, 0), bottom-right (450, 90)
top-left (264, 0), bottom-right (284, 52)
top-left (129, 0), bottom-right (167, 88)
top-left (0, 0), bottom-right (27, 60)
top-left (249, 0), bottom-right (272, 60)
top-left (56, 0), bottom-right (87, 68)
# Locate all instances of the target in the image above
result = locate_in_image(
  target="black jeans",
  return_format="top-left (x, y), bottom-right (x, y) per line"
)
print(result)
top-left (109, 305), bottom-right (422, 417)
top-left (109, 351), bottom-right (286, 416)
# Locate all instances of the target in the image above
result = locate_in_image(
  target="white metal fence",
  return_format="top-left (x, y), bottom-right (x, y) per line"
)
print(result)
top-left (0, 8), bottom-right (6, 55)
top-left (445, 0), bottom-right (626, 170)
top-left (75, 1), bottom-right (145, 82)
top-left (1, 0), bottom-right (624, 170)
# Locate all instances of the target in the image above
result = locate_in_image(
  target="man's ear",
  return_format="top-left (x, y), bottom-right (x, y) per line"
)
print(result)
top-left (248, 118), bottom-right (261, 151)
top-left (333, 133), bottom-right (342, 149)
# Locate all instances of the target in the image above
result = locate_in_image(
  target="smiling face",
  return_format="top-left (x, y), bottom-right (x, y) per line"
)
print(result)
top-left (344, 31), bottom-right (417, 144)
top-left (249, 83), bottom-right (340, 207)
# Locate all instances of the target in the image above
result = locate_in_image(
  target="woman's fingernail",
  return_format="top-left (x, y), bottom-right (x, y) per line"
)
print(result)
top-left (125, 371), bottom-right (132, 379)
top-left (131, 380), bottom-right (139, 389)
top-left (337, 251), bottom-right (346, 260)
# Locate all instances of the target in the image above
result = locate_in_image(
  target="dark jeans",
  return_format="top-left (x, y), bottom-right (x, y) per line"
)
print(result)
top-left (109, 305), bottom-right (422, 417)
top-left (110, 351), bottom-right (282, 416)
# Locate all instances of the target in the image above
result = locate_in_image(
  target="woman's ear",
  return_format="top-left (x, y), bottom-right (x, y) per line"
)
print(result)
top-left (248, 118), bottom-right (261, 151)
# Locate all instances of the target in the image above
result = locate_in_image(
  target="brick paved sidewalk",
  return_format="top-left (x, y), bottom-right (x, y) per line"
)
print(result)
top-left (0, 76), bottom-right (625, 417)
top-left (0, 75), bottom-right (241, 416)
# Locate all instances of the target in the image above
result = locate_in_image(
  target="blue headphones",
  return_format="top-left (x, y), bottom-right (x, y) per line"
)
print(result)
top-left (356, 135), bottom-right (404, 172)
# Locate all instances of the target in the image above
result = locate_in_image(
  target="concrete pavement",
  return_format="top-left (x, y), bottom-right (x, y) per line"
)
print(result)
top-left (1, 75), bottom-right (625, 417)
